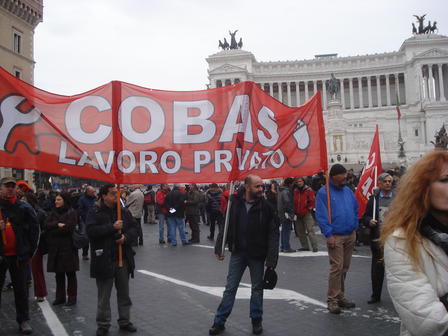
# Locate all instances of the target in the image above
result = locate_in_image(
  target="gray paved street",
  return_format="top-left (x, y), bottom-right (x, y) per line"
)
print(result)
top-left (0, 222), bottom-right (400, 336)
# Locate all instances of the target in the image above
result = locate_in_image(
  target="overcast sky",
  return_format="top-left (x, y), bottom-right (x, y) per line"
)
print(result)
top-left (34, 0), bottom-right (447, 95)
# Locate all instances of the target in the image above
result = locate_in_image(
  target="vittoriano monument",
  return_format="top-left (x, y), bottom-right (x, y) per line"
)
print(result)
top-left (219, 30), bottom-right (243, 50)
top-left (412, 14), bottom-right (438, 34)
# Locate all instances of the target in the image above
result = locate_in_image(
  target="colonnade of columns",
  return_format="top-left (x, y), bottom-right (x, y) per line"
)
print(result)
top-left (421, 64), bottom-right (447, 102)
top-left (256, 73), bottom-right (406, 110)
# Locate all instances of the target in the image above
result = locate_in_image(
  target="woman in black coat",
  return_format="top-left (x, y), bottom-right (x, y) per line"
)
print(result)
top-left (44, 192), bottom-right (79, 306)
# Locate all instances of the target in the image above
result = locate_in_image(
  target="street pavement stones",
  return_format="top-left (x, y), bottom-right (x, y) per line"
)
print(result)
top-left (0, 222), bottom-right (400, 336)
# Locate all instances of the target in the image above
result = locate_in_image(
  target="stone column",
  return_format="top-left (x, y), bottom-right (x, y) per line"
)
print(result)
top-left (386, 74), bottom-right (391, 106)
top-left (278, 82), bottom-right (283, 103)
top-left (322, 80), bottom-right (327, 110)
top-left (287, 82), bottom-right (292, 106)
top-left (313, 80), bottom-right (317, 97)
top-left (367, 76), bottom-right (372, 107)
top-left (395, 73), bottom-right (400, 103)
top-left (423, 65), bottom-right (429, 100)
top-left (358, 77), bottom-right (364, 108)
top-left (296, 81), bottom-right (301, 106)
top-left (376, 75), bottom-right (382, 107)
top-left (269, 82), bottom-right (273, 97)
top-left (349, 78), bottom-right (354, 109)
top-left (428, 64), bottom-right (434, 101)
top-left (438, 64), bottom-right (446, 101)
top-left (305, 81), bottom-right (309, 101)
top-left (340, 78), bottom-right (346, 109)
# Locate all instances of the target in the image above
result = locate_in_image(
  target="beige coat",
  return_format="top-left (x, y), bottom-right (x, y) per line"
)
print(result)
top-left (384, 229), bottom-right (448, 336)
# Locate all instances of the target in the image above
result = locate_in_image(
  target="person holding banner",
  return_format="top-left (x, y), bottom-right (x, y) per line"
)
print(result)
top-left (209, 175), bottom-right (279, 336)
top-left (0, 177), bottom-right (39, 335)
top-left (315, 164), bottom-right (359, 314)
top-left (381, 151), bottom-right (448, 336)
top-left (86, 184), bottom-right (138, 336)
top-left (362, 173), bottom-right (394, 304)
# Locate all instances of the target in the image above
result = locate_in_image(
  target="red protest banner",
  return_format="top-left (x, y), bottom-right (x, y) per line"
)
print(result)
top-left (0, 67), bottom-right (327, 183)
top-left (355, 125), bottom-right (383, 218)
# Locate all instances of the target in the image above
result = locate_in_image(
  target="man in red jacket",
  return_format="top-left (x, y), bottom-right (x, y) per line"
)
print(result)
top-left (293, 177), bottom-right (318, 252)
top-left (156, 184), bottom-right (170, 244)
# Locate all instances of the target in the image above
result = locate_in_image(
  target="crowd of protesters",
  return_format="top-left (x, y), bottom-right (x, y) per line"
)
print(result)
top-left (0, 151), bottom-right (447, 336)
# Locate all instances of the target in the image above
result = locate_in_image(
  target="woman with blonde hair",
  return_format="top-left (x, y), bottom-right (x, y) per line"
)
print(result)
top-left (381, 150), bottom-right (448, 336)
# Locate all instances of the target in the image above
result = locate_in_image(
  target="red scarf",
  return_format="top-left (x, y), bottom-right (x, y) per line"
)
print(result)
top-left (0, 195), bottom-right (17, 204)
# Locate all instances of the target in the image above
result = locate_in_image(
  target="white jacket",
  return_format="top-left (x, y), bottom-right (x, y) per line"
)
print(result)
top-left (384, 229), bottom-right (448, 336)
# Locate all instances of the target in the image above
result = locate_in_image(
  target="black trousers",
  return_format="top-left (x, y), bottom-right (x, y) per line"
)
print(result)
top-left (0, 256), bottom-right (29, 323)
top-left (208, 210), bottom-right (223, 239)
top-left (55, 272), bottom-right (77, 301)
top-left (370, 241), bottom-right (384, 300)
top-left (134, 217), bottom-right (143, 244)
top-left (186, 215), bottom-right (200, 242)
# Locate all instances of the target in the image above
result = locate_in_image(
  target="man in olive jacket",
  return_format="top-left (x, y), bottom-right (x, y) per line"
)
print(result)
top-left (86, 183), bottom-right (138, 336)
top-left (209, 175), bottom-right (279, 336)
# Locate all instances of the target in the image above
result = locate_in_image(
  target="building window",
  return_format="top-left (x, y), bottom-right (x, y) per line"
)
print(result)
top-left (13, 30), bottom-right (22, 54)
top-left (15, 70), bottom-right (21, 78)
top-left (216, 80), bottom-right (222, 88)
top-left (414, 128), bottom-right (419, 137)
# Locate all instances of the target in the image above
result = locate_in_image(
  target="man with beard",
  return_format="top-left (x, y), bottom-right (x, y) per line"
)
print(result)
top-left (0, 177), bottom-right (39, 334)
top-left (363, 173), bottom-right (395, 304)
top-left (209, 175), bottom-right (279, 335)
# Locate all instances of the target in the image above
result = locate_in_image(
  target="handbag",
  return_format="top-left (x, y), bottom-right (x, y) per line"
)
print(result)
top-left (72, 220), bottom-right (89, 249)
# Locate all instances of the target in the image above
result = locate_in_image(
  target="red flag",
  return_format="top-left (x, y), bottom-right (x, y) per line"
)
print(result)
top-left (0, 66), bottom-right (327, 184)
top-left (354, 125), bottom-right (382, 218)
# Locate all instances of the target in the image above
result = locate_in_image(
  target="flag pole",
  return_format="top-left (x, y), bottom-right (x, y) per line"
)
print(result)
top-left (116, 184), bottom-right (123, 268)
top-left (221, 181), bottom-right (235, 255)
top-left (325, 171), bottom-right (332, 225)
top-left (372, 166), bottom-right (378, 221)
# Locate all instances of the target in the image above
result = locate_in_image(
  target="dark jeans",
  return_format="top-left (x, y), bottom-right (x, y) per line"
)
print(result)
top-left (55, 272), bottom-right (77, 301)
top-left (208, 210), bottom-right (223, 239)
top-left (0, 256), bottom-right (29, 323)
top-left (280, 219), bottom-right (292, 251)
top-left (213, 252), bottom-right (264, 325)
top-left (96, 260), bottom-right (132, 330)
top-left (186, 214), bottom-right (200, 242)
top-left (370, 241), bottom-right (384, 300)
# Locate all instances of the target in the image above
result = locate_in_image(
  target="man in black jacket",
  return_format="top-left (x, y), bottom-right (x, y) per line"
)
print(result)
top-left (86, 183), bottom-right (138, 336)
top-left (0, 177), bottom-right (39, 335)
top-left (362, 172), bottom-right (394, 305)
top-left (165, 184), bottom-right (189, 246)
top-left (209, 175), bottom-right (279, 336)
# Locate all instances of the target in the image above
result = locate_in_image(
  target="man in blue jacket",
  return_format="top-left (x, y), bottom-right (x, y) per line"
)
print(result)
top-left (315, 164), bottom-right (358, 314)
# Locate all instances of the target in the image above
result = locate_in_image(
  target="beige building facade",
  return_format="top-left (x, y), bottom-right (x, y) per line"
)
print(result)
top-left (206, 33), bottom-right (448, 168)
top-left (0, 0), bottom-right (43, 182)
